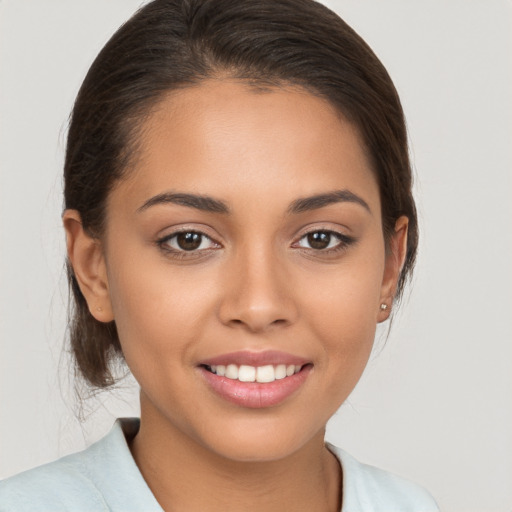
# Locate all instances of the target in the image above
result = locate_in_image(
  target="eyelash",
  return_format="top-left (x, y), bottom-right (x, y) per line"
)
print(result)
top-left (156, 230), bottom-right (220, 259)
top-left (156, 229), bottom-right (355, 259)
top-left (293, 229), bottom-right (355, 254)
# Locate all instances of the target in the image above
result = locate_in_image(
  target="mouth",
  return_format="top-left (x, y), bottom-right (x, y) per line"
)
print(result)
top-left (202, 363), bottom-right (304, 383)
top-left (198, 352), bottom-right (312, 408)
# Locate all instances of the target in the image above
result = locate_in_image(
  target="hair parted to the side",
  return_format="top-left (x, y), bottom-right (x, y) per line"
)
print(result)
top-left (64, 0), bottom-right (418, 388)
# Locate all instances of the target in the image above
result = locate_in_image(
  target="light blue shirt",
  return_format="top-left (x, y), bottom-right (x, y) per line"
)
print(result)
top-left (0, 419), bottom-right (439, 511)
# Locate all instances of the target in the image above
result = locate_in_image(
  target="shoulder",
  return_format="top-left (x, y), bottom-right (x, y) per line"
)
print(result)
top-left (0, 419), bottom-right (161, 512)
top-left (327, 444), bottom-right (440, 512)
top-left (0, 450), bottom-right (109, 511)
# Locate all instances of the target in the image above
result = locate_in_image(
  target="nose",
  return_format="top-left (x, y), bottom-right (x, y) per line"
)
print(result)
top-left (217, 245), bottom-right (298, 333)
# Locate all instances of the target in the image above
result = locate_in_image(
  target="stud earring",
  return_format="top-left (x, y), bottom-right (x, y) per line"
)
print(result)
top-left (96, 306), bottom-right (103, 312)
top-left (380, 303), bottom-right (388, 311)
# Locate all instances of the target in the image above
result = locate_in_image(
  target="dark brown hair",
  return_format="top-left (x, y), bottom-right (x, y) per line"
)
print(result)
top-left (64, 0), bottom-right (418, 388)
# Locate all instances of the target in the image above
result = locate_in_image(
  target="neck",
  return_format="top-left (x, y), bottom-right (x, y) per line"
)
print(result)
top-left (130, 397), bottom-right (342, 512)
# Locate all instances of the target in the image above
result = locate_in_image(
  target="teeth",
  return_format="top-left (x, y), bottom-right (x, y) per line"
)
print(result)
top-left (225, 364), bottom-right (239, 379)
top-left (238, 365), bottom-right (256, 382)
top-left (256, 365), bottom-right (275, 383)
top-left (208, 363), bottom-right (303, 382)
top-left (275, 364), bottom-right (287, 380)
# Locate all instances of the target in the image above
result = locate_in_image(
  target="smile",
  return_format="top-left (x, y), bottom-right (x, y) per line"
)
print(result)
top-left (206, 364), bottom-right (302, 383)
top-left (199, 351), bottom-right (312, 408)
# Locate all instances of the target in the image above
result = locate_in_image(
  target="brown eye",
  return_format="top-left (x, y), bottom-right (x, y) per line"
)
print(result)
top-left (306, 231), bottom-right (332, 249)
top-left (295, 230), bottom-right (352, 252)
top-left (176, 232), bottom-right (203, 251)
top-left (161, 231), bottom-right (217, 253)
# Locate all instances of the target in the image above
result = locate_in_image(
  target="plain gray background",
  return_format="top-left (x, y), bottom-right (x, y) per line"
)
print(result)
top-left (1, 1), bottom-right (511, 510)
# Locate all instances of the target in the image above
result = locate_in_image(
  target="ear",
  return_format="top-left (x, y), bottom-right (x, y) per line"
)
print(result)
top-left (63, 210), bottom-right (114, 323)
top-left (378, 215), bottom-right (409, 322)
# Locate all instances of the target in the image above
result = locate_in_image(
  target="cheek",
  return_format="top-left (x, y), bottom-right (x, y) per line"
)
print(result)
top-left (303, 248), bottom-right (384, 330)
top-left (300, 245), bottom-right (385, 378)
top-left (105, 248), bottom-right (214, 367)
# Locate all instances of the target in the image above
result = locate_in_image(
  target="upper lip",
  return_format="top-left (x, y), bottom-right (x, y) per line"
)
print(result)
top-left (200, 350), bottom-right (310, 368)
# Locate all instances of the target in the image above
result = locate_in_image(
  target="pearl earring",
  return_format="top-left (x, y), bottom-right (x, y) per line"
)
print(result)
top-left (380, 303), bottom-right (388, 311)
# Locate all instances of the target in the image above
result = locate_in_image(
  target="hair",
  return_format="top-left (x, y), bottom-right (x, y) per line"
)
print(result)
top-left (64, 0), bottom-right (418, 388)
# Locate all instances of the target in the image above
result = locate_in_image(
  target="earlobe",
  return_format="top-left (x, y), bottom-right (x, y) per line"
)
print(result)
top-left (378, 216), bottom-right (409, 322)
top-left (63, 210), bottom-right (114, 322)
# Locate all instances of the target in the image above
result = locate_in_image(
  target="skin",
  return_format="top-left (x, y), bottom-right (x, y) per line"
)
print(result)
top-left (64, 80), bottom-right (408, 512)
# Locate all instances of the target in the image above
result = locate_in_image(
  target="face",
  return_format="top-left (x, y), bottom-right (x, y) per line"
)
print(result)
top-left (76, 81), bottom-right (404, 462)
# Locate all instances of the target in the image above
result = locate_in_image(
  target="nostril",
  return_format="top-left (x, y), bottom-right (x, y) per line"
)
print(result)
top-left (218, 291), bottom-right (298, 332)
top-left (225, 317), bottom-right (289, 332)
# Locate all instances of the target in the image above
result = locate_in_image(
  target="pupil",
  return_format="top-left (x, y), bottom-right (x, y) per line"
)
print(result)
top-left (177, 232), bottom-right (202, 251)
top-left (308, 231), bottom-right (330, 249)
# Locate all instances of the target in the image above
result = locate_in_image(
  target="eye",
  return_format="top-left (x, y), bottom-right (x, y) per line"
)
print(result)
top-left (296, 230), bottom-right (347, 250)
top-left (159, 231), bottom-right (218, 252)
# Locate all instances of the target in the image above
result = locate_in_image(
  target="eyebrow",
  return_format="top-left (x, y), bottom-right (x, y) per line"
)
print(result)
top-left (137, 189), bottom-right (370, 215)
top-left (137, 192), bottom-right (229, 214)
top-left (287, 189), bottom-right (371, 214)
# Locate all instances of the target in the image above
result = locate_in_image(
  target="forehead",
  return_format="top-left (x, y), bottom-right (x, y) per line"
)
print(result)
top-left (113, 80), bottom-right (380, 213)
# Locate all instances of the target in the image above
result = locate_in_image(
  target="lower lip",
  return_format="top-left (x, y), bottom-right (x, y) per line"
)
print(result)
top-left (199, 365), bottom-right (312, 409)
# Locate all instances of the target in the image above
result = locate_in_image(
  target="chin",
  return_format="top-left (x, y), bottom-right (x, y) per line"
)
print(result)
top-left (195, 416), bottom-right (325, 463)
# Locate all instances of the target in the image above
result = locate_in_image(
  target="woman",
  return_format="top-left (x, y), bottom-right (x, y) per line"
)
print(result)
top-left (0, 0), bottom-right (439, 510)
